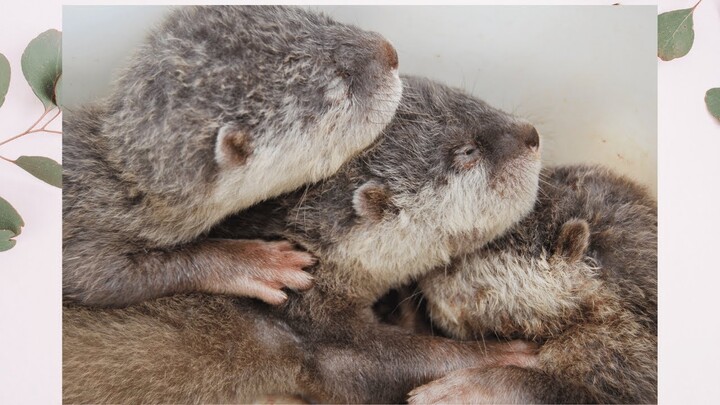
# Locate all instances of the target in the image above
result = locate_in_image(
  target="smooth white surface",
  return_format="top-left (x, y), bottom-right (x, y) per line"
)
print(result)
top-left (63, 5), bottom-right (658, 195)
top-left (0, 1), bottom-right (62, 404)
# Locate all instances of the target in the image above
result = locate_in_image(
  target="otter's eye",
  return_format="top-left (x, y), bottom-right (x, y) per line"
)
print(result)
top-left (456, 145), bottom-right (479, 157)
top-left (453, 144), bottom-right (481, 170)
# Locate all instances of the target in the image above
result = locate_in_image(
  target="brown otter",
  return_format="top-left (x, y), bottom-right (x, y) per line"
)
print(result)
top-left (401, 165), bottom-right (657, 404)
top-left (63, 76), bottom-right (542, 403)
top-left (62, 5), bottom-right (402, 307)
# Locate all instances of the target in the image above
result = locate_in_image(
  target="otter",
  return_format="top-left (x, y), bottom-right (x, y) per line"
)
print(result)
top-left (63, 76), bottom-right (542, 403)
top-left (403, 165), bottom-right (657, 404)
top-left (62, 5), bottom-right (402, 307)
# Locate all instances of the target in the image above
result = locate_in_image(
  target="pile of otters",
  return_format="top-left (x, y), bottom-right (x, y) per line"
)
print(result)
top-left (63, 6), bottom-right (656, 404)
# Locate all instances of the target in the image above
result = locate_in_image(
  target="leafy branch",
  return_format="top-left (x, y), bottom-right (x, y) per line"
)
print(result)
top-left (657, 0), bottom-right (720, 122)
top-left (0, 29), bottom-right (62, 252)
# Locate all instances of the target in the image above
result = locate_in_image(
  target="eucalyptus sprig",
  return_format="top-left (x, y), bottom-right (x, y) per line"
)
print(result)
top-left (657, 0), bottom-right (720, 122)
top-left (0, 29), bottom-right (62, 252)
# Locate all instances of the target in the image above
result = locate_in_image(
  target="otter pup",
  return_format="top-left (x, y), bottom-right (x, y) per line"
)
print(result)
top-left (63, 5), bottom-right (402, 307)
top-left (405, 165), bottom-right (657, 404)
top-left (63, 76), bottom-right (542, 403)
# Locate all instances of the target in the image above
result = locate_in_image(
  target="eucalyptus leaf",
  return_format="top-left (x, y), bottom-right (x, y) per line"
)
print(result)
top-left (0, 229), bottom-right (17, 252)
top-left (0, 195), bottom-right (24, 236)
top-left (55, 74), bottom-right (63, 109)
top-left (21, 29), bottom-right (62, 110)
top-left (706, 88), bottom-right (720, 122)
top-left (0, 53), bottom-right (9, 109)
top-left (658, 5), bottom-right (697, 61)
top-left (14, 156), bottom-right (62, 188)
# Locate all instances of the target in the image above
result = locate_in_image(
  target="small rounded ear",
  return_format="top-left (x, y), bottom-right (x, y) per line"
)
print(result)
top-left (554, 219), bottom-right (590, 263)
top-left (215, 124), bottom-right (253, 167)
top-left (352, 180), bottom-right (396, 221)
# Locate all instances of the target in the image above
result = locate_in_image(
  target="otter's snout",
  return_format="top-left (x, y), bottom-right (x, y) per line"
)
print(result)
top-left (333, 33), bottom-right (399, 89)
top-left (502, 124), bottom-right (540, 156)
top-left (485, 123), bottom-right (540, 166)
top-left (523, 126), bottom-right (540, 151)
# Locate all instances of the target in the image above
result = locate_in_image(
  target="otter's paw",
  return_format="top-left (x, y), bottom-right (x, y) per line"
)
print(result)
top-left (408, 367), bottom-right (532, 404)
top-left (205, 239), bottom-right (316, 305)
top-left (241, 240), bottom-right (316, 305)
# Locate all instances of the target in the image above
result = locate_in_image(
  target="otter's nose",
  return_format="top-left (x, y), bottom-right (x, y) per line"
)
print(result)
top-left (377, 39), bottom-right (399, 70)
top-left (524, 126), bottom-right (540, 151)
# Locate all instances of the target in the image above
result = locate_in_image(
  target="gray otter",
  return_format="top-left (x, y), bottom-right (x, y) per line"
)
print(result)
top-left (63, 76), bottom-right (542, 403)
top-left (404, 165), bottom-right (657, 404)
top-left (62, 5), bottom-right (402, 307)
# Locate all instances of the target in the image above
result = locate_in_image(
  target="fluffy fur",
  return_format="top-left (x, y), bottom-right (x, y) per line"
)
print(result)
top-left (63, 76), bottom-right (542, 403)
top-left (404, 165), bottom-right (657, 404)
top-left (62, 5), bottom-right (402, 307)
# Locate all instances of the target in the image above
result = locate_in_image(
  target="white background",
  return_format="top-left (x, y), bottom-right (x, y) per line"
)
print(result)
top-left (0, 0), bottom-right (718, 404)
top-left (0, 1), bottom-right (62, 404)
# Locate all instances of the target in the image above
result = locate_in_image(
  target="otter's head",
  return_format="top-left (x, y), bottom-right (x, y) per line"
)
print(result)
top-left (103, 5), bottom-right (401, 217)
top-left (301, 76), bottom-right (541, 289)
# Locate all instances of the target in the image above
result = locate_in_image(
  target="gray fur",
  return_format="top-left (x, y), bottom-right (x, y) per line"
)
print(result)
top-left (63, 76), bottom-right (542, 403)
top-left (408, 165), bottom-right (657, 404)
top-left (63, 5), bottom-right (402, 307)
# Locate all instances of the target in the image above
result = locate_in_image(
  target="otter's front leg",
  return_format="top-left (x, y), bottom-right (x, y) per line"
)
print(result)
top-left (301, 324), bottom-right (538, 404)
top-left (63, 294), bottom-right (312, 404)
top-left (407, 366), bottom-right (597, 404)
top-left (63, 238), bottom-right (315, 307)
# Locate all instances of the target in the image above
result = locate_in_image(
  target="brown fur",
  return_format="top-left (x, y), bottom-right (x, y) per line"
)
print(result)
top-left (388, 165), bottom-right (657, 404)
top-left (62, 6), bottom-right (402, 308)
top-left (63, 76), bottom-right (542, 403)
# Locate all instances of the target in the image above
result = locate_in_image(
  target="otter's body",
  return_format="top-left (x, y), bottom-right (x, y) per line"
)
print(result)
top-left (63, 76), bottom-right (542, 403)
top-left (63, 5), bottom-right (402, 307)
top-left (408, 165), bottom-right (657, 404)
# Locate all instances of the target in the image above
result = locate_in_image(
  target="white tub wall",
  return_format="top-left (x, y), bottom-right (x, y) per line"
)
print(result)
top-left (63, 5), bottom-right (657, 196)
top-left (62, 6), bottom-right (174, 108)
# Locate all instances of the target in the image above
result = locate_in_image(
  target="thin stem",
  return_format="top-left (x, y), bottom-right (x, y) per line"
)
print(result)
top-left (0, 131), bottom-right (32, 148)
top-left (40, 108), bottom-right (62, 131)
top-left (0, 155), bottom-right (14, 163)
top-left (0, 107), bottom-right (61, 148)
top-left (25, 129), bottom-right (62, 135)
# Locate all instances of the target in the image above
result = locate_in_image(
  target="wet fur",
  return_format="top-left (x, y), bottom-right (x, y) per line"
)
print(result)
top-left (63, 76), bottom-right (541, 403)
top-left (62, 5), bottom-right (402, 307)
top-left (404, 165), bottom-right (657, 404)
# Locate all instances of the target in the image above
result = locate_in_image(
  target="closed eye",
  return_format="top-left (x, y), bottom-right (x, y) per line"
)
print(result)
top-left (456, 145), bottom-right (478, 156)
top-left (453, 144), bottom-right (482, 170)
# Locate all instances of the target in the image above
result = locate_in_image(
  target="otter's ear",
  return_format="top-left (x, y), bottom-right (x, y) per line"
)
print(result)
top-left (554, 219), bottom-right (590, 263)
top-left (352, 180), bottom-right (396, 221)
top-left (215, 124), bottom-right (253, 167)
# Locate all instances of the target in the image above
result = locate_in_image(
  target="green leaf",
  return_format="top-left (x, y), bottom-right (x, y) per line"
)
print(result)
top-left (706, 88), bottom-right (720, 122)
top-left (13, 156), bottom-right (62, 188)
top-left (0, 53), bottom-right (10, 109)
top-left (55, 74), bottom-right (63, 109)
top-left (0, 195), bottom-right (24, 236)
top-left (21, 29), bottom-right (62, 110)
top-left (0, 229), bottom-right (17, 252)
top-left (658, 5), bottom-right (698, 61)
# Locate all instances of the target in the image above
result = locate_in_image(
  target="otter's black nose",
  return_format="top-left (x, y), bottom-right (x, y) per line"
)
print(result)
top-left (378, 39), bottom-right (399, 70)
top-left (524, 126), bottom-right (540, 151)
